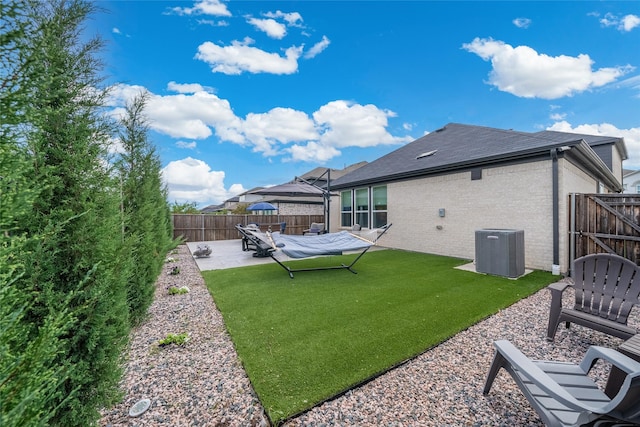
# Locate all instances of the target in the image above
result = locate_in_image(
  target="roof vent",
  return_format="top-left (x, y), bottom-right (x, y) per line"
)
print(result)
top-left (416, 149), bottom-right (437, 160)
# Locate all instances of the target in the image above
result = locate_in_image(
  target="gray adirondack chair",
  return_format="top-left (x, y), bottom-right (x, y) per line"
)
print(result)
top-left (547, 253), bottom-right (640, 342)
top-left (483, 339), bottom-right (640, 427)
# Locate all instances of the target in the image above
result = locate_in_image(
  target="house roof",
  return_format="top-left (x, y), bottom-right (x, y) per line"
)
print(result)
top-left (200, 203), bottom-right (223, 213)
top-left (534, 130), bottom-right (628, 160)
top-left (298, 161), bottom-right (368, 186)
top-left (330, 123), bottom-right (624, 191)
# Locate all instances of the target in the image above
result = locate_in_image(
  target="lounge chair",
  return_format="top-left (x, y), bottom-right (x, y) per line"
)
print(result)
top-left (547, 253), bottom-right (640, 341)
top-left (483, 339), bottom-right (640, 427)
top-left (302, 222), bottom-right (326, 236)
top-left (237, 224), bottom-right (274, 258)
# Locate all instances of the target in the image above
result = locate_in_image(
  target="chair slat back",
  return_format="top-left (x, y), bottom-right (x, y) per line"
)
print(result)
top-left (573, 253), bottom-right (640, 325)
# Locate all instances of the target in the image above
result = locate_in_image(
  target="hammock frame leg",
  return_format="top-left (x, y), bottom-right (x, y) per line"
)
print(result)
top-left (270, 246), bottom-right (372, 279)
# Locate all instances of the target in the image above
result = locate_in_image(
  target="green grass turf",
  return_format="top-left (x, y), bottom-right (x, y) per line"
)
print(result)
top-left (202, 249), bottom-right (557, 424)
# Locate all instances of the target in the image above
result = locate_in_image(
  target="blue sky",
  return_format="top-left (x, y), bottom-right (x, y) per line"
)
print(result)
top-left (94, 1), bottom-right (640, 207)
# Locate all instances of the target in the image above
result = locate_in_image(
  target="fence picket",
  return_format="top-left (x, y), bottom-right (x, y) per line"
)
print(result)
top-left (171, 214), bottom-right (325, 242)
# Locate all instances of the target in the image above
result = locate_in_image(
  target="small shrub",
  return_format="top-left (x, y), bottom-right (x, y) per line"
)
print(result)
top-left (169, 266), bottom-right (180, 275)
top-left (157, 332), bottom-right (189, 347)
top-left (168, 286), bottom-right (189, 295)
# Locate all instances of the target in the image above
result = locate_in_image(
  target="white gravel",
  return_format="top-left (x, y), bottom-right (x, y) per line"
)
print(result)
top-left (101, 244), bottom-right (637, 426)
top-left (100, 245), bottom-right (267, 427)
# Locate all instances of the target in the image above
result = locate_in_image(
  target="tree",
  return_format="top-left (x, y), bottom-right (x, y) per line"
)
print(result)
top-left (16, 1), bottom-right (131, 424)
top-left (116, 91), bottom-right (174, 324)
top-left (232, 203), bottom-right (251, 214)
top-left (0, 1), bottom-right (75, 425)
top-left (170, 201), bottom-right (200, 213)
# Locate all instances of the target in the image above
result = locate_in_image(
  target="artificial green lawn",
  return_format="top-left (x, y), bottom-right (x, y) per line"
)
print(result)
top-left (202, 249), bottom-right (557, 424)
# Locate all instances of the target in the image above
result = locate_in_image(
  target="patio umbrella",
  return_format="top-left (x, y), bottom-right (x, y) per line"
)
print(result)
top-left (247, 202), bottom-right (277, 211)
top-left (253, 182), bottom-right (328, 198)
top-left (253, 175), bottom-right (334, 230)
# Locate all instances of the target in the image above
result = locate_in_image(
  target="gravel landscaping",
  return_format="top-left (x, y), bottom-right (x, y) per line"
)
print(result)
top-left (100, 244), bottom-right (637, 426)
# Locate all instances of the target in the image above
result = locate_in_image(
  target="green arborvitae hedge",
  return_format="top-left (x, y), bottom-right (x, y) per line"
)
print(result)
top-left (116, 91), bottom-right (175, 325)
top-left (1, 1), bottom-right (176, 424)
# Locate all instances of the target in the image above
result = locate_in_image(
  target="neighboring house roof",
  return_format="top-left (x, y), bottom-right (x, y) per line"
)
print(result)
top-left (258, 195), bottom-right (324, 205)
top-left (331, 123), bottom-right (624, 191)
top-left (200, 203), bottom-right (223, 213)
top-left (242, 187), bottom-right (266, 196)
top-left (622, 169), bottom-right (640, 193)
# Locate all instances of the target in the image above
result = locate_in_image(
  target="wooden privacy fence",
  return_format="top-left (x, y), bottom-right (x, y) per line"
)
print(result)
top-left (172, 214), bottom-right (325, 242)
top-left (571, 193), bottom-right (640, 264)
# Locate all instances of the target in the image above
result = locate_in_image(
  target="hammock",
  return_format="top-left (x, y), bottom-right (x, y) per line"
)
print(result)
top-left (273, 231), bottom-right (372, 258)
top-left (235, 224), bottom-right (392, 278)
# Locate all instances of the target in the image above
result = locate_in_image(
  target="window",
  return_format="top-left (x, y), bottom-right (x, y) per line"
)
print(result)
top-left (372, 186), bottom-right (387, 228)
top-left (636, 184), bottom-right (640, 194)
top-left (340, 185), bottom-right (388, 228)
top-left (355, 188), bottom-right (369, 228)
top-left (340, 191), bottom-right (352, 227)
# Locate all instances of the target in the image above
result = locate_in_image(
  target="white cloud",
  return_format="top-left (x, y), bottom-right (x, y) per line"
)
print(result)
top-left (304, 36), bottom-right (331, 59)
top-left (264, 10), bottom-right (303, 27)
top-left (112, 27), bottom-right (121, 34)
top-left (549, 112), bottom-right (566, 121)
top-left (176, 140), bottom-right (197, 149)
top-left (248, 17), bottom-right (287, 39)
top-left (312, 101), bottom-right (412, 149)
top-left (195, 37), bottom-right (303, 75)
top-left (167, 81), bottom-right (213, 94)
top-left (108, 83), bottom-right (239, 140)
top-left (107, 83), bottom-right (144, 102)
top-left (168, 0), bottom-right (231, 17)
top-left (513, 18), bottom-right (531, 29)
top-left (462, 37), bottom-right (632, 99)
top-left (108, 83), bottom-right (412, 163)
top-left (622, 14), bottom-right (640, 32)
top-left (548, 121), bottom-right (640, 168)
top-left (616, 75), bottom-right (640, 96)
top-left (242, 108), bottom-right (318, 155)
top-left (107, 136), bottom-right (125, 155)
top-left (196, 19), bottom-right (229, 27)
top-left (161, 157), bottom-right (245, 205)
top-left (287, 141), bottom-right (341, 162)
top-left (599, 12), bottom-right (640, 32)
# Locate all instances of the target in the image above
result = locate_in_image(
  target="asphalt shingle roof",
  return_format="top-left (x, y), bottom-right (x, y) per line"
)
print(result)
top-left (331, 123), bottom-right (623, 188)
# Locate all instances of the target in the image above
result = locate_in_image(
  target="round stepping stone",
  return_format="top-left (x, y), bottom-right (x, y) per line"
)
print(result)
top-left (129, 398), bottom-right (151, 417)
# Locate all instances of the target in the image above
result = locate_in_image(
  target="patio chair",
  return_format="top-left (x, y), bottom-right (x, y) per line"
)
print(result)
top-left (302, 222), bottom-right (326, 236)
top-left (237, 224), bottom-right (274, 257)
top-left (483, 339), bottom-right (640, 427)
top-left (547, 253), bottom-right (640, 342)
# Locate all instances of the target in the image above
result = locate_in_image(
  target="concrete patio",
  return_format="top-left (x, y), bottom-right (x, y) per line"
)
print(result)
top-left (186, 239), bottom-right (295, 271)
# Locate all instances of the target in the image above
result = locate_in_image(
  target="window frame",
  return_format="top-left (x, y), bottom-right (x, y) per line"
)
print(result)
top-left (339, 185), bottom-right (387, 229)
top-left (354, 187), bottom-right (369, 228)
top-left (340, 190), bottom-right (352, 227)
top-left (371, 185), bottom-right (388, 228)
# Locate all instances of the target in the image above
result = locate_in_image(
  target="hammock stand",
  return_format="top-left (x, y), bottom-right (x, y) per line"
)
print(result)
top-left (235, 224), bottom-right (392, 278)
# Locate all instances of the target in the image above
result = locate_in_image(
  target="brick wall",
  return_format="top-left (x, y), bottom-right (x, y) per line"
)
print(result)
top-left (330, 157), bottom-right (616, 273)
